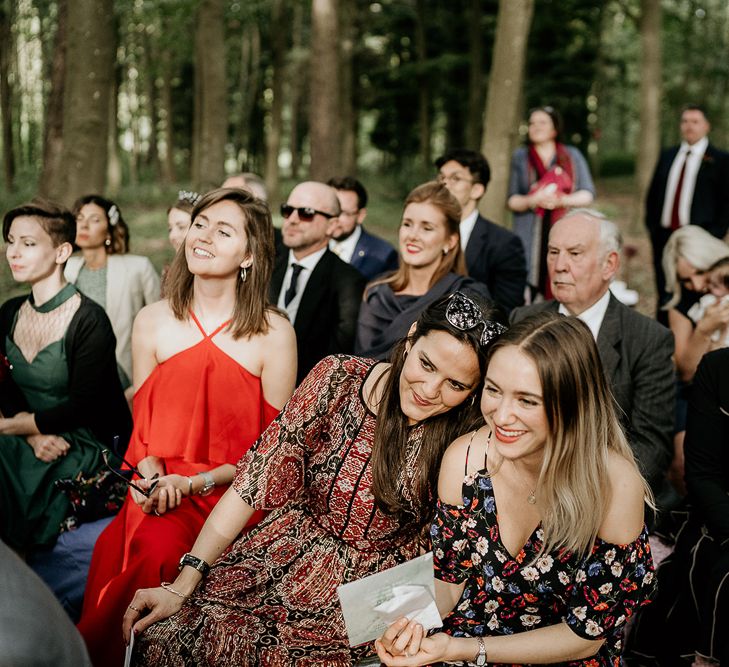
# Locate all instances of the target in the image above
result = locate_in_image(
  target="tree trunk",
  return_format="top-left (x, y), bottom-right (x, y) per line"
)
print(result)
top-left (0, 0), bottom-right (15, 191)
top-left (636, 0), bottom-right (662, 208)
top-left (465, 0), bottom-right (484, 150)
top-left (289, 0), bottom-right (306, 179)
top-left (339, 0), bottom-right (356, 175)
top-left (159, 48), bottom-right (176, 184)
top-left (265, 0), bottom-right (285, 204)
top-left (142, 30), bottom-right (160, 178)
top-left (106, 66), bottom-right (122, 196)
top-left (39, 0), bottom-right (67, 200)
top-left (235, 22), bottom-right (261, 168)
top-left (480, 0), bottom-right (534, 224)
top-left (192, 0), bottom-right (226, 190)
top-left (415, 0), bottom-right (431, 169)
top-left (309, 0), bottom-right (341, 181)
top-left (55, 0), bottom-right (116, 205)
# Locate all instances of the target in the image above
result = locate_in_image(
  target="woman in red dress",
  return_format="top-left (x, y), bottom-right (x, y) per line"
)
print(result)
top-left (77, 188), bottom-right (297, 666)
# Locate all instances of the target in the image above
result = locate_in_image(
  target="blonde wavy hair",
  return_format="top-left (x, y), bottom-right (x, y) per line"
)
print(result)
top-left (662, 225), bottom-right (729, 309)
top-left (488, 312), bottom-right (651, 557)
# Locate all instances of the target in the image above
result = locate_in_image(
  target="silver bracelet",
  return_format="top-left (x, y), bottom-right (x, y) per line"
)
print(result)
top-left (160, 581), bottom-right (189, 599)
top-left (186, 476), bottom-right (193, 496)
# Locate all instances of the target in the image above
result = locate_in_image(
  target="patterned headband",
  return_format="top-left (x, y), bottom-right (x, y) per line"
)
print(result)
top-left (445, 291), bottom-right (507, 347)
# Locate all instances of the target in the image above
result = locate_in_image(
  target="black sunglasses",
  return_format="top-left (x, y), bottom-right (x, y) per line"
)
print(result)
top-left (445, 292), bottom-right (507, 347)
top-left (101, 438), bottom-right (159, 498)
top-left (280, 203), bottom-right (337, 222)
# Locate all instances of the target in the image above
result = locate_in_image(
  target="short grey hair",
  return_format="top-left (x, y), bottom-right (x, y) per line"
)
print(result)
top-left (560, 208), bottom-right (622, 259)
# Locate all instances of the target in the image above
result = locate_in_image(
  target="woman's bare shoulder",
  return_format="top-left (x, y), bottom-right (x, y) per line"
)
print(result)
top-left (599, 451), bottom-right (646, 545)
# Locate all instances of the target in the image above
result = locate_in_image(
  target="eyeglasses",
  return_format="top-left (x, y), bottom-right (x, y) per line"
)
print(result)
top-left (280, 204), bottom-right (337, 222)
top-left (437, 173), bottom-right (475, 186)
top-left (445, 291), bottom-right (506, 347)
top-left (101, 440), bottom-right (159, 498)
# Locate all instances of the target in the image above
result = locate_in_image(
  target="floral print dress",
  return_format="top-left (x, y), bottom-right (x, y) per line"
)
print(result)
top-left (432, 466), bottom-right (656, 667)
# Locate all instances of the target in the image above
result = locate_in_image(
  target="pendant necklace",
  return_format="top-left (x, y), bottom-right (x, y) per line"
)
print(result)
top-left (511, 460), bottom-right (537, 504)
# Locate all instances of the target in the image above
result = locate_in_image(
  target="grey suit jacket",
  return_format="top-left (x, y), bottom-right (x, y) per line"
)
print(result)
top-left (512, 294), bottom-right (675, 493)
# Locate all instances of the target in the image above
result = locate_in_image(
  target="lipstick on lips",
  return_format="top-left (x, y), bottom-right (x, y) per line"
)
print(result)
top-left (493, 425), bottom-right (526, 444)
top-left (411, 389), bottom-right (431, 408)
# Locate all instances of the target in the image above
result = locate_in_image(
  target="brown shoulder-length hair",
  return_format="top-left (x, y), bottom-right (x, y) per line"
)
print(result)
top-left (370, 291), bottom-right (507, 528)
top-left (367, 181), bottom-right (465, 296)
top-left (165, 187), bottom-right (276, 339)
top-left (72, 194), bottom-right (129, 255)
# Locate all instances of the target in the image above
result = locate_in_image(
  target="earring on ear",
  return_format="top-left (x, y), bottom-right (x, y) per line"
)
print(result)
top-left (105, 238), bottom-right (111, 247)
top-left (443, 248), bottom-right (449, 255)
top-left (240, 266), bottom-right (248, 282)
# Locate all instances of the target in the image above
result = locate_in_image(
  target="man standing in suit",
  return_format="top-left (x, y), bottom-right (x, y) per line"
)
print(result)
top-left (646, 105), bottom-right (729, 308)
top-left (326, 176), bottom-right (399, 281)
top-left (512, 210), bottom-right (675, 496)
top-left (435, 148), bottom-right (527, 313)
top-left (270, 181), bottom-right (366, 384)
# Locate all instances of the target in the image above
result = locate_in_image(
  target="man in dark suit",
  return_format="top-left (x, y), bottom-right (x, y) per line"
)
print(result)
top-left (270, 181), bottom-right (366, 384)
top-left (435, 148), bottom-right (526, 313)
top-left (646, 105), bottom-right (729, 308)
top-left (512, 209), bottom-right (675, 496)
top-left (326, 176), bottom-right (398, 282)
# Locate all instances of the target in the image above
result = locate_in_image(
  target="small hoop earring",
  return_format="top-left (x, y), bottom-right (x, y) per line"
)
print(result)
top-left (240, 266), bottom-right (248, 282)
top-left (105, 238), bottom-right (111, 247)
top-left (443, 248), bottom-right (448, 255)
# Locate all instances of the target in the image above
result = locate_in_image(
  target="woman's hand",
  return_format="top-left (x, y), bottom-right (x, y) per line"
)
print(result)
top-left (122, 586), bottom-right (186, 644)
top-left (374, 618), bottom-right (451, 666)
top-left (131, 475), bottom-right (187, 515)
top-left (697, 299), bottom-right (729, 337)
top-left (25, 434), bottom-right (70, 462)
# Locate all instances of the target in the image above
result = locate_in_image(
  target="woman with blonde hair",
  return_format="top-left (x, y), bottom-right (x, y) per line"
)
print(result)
top-left (77, 188), bottom-right (297, 666)
top-left (355, 181), bottom-right (490, 360)
top-left (377, 313), bottom-right (655, 667)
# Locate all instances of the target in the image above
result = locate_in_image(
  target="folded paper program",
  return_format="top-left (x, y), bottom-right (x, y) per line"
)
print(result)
top-left (373, 584), bottom-right (442, 628)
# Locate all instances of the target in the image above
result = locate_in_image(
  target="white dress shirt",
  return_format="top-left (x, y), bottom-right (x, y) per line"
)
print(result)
top-left (460, 209), bottom-right (479, 251)
top-left (558, 289), bottom-right (611, 341)
top-left (277, 247), bottom-right (328, 324)
top-left (329, 225), bottom-right (362, 264)
top-left (661, 136), bottom-right (709, 228)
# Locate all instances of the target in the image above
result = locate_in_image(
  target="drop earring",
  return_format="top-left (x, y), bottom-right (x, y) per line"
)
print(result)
top-left (240, 266), bottom-right (248, 282)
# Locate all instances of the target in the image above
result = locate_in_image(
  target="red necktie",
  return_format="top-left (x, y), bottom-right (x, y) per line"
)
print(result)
top-left (670, 150), bottom-right (691, 230)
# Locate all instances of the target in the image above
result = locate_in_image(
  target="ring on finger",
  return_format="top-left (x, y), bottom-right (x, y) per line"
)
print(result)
top-left (153, 509), bottom-right (161, 517)
top-left (128, 604), bottom-right (140, 612)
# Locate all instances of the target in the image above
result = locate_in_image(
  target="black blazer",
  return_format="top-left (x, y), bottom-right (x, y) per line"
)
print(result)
top-left (269, 249), bottom-right (366, 385)
top-left (512, 294), bottom-right (675, 494)
top-left (465, 215), bottom-right (526, 314)
top-left (350, 227), bottom-right (399, 282)
top-left (645, 143), bottom-right (729, 239)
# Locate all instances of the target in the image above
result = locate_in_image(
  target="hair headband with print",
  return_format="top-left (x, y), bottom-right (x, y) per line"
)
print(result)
top-left (445, 291), bottom-right (506, 347)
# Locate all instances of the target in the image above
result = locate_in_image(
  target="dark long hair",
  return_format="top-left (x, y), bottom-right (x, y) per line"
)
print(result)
top-left (370, 292), bottom-right (507, 527)
top-left (166, 187), bottom-right (276, 339)
top-left (72, 194), bottom-right (130, 254)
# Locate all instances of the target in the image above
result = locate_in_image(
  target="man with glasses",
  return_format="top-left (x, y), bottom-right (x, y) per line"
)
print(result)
top-left (270, 181), bottom-right (365, 384)
top-left (326, 176), bottom-right (398, 281)
top-left (435, 148), bottom-right (526, 313)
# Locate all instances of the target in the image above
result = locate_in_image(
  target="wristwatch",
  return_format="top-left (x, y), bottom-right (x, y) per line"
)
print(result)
top-left (178, 552), bottom-right (210, 577)
top-left (473, 637), bottom-right (487, 666)
top-left (196, 471), bottom-right (215, 496)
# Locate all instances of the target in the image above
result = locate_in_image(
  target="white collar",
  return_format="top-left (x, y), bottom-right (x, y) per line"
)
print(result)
top-left (680, 136), bottom-right (708, 156)
top-left (558, 289), bottom-right (611, 340)
top-left (459, 209), bottom-right (479, 251)
top-left (288, 246), bottom-right (328, 271)
top-left (329, 225), bottom-right (362, 262)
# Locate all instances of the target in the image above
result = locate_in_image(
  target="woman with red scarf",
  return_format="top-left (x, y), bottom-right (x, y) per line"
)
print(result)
top-left (508, 106), bottom-right (595, 299)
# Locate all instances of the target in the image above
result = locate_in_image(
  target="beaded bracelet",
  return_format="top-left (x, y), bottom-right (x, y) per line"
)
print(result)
top-left (161, 582), bottom-right (189, 599)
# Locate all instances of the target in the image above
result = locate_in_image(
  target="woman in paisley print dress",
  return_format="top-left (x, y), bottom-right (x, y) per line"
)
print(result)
top-left (377, 313), bottom-right (656, 667)
top-left (123, 291), bottom-right (507, 665)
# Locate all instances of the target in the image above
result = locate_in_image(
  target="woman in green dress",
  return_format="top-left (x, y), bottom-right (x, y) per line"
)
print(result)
top-left (0, 200), bottom-right (132, 551)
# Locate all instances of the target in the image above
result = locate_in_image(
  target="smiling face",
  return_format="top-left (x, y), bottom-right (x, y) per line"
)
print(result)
top-left (481, 345), bottom-right (548, 467)
top-left (528, 110), bottom-right (558, 145)
top-left (281, 182), bottom-right (338, 258)
top-left (167, 207), bottom-right (192, 252)
top-left (399, 201), bottom-right (458, 273)
top-left (6, 216), bottom-right (67, 284)
top-left (398, 329), bottom-right (480, 425)
top-left (75, 203), bottom-right (109, 250)
top-left (185, 199), bottom-right (252, 278)
top-left (547, 214), bottom-right (618, 315)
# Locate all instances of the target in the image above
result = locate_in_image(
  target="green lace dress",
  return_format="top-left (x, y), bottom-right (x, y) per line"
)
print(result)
top-left (0, 285), bottom-right (106, 550)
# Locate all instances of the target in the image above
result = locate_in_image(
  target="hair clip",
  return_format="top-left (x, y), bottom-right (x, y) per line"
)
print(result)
top-left (108, 204), bottom-right (119, 226)
top-left (178, 190), bottom-right (202, 206)
top-left (482, 321), bottom-right (507, 346)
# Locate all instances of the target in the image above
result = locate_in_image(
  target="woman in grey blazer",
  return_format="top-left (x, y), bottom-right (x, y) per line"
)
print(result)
top-left (66, 195), bottom-right (160, 397)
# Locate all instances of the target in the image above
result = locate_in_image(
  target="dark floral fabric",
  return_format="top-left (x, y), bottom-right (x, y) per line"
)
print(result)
top-left (134, 355), bottom-right (426, 666)
top-left (432, 470), bottom-right (656, 667)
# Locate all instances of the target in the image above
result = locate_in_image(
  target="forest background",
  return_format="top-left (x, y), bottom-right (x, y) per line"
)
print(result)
top-left (0, 0), bottom-right (726, 312)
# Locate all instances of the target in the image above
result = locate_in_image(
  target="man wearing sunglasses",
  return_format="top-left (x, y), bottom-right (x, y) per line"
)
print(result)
top-left (269, 181), bottom-right (366, 384)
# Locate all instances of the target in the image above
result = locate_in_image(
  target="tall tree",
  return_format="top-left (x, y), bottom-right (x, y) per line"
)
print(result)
top-left (309, 0), bottom-right (341, 181)
top-left (53, 0), bottom-right (116, 204)
top-left (339, 0), bottom-right (356, 175)
top-left (39, 0), bottom-right (67, 199)
top-left (0, 0), bottom-right (16, 191)
top-left (265, 0), bottom-right (285, 204)
top-left (480, 0), bottom-right (534, 223)
top-left (192, 0), bottom-right (226, 190)
top-left (414, 0), bottom-right (431, 168)
top-left (636, 0), bottom-right (662, 206)
top-left (465, 0), bottom-right (485, 149)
